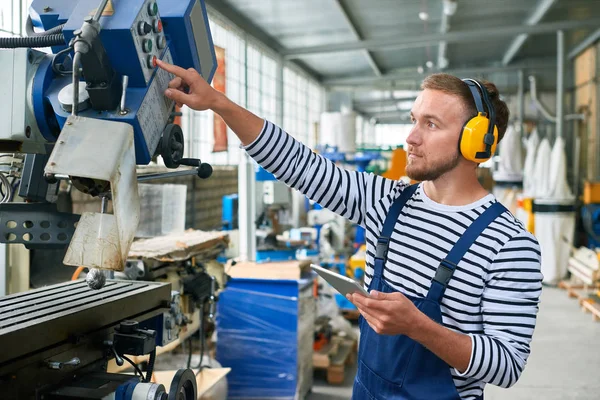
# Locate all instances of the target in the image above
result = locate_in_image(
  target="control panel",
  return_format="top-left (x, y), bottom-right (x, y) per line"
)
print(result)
top-left (131, 0), bottom-right (167, 84)
top-left (26, 0), bottom-right (217, 164)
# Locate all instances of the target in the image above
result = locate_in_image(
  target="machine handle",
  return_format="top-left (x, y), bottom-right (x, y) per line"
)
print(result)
top-left (46, 357), bottom-right (81, 370)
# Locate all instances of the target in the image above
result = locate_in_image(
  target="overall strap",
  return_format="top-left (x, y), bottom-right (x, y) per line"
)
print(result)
top-left (427, 201), bottom-right (507, 302)
top-left (373, 184), bottom-right (419, 278)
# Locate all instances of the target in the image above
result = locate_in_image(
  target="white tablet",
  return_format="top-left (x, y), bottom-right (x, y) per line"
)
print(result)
top-left (311, 264), bottom-right (370, 297)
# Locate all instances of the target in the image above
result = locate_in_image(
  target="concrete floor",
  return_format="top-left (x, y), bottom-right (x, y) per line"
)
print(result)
top-left (308, 287), bottom-right (600, 399)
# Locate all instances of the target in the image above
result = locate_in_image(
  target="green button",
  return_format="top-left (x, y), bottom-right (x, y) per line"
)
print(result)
top-left (143, 39), bottom-right (153, 53)
top-left (148, 2), bottom-right (158, 16)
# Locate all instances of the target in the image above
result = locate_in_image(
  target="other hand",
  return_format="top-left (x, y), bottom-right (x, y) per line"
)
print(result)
top-left (347, 290), bottom-right (423, 336)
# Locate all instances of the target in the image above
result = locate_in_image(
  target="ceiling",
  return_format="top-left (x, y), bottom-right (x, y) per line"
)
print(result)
top-left (205, 0), bottom-right (600, 123)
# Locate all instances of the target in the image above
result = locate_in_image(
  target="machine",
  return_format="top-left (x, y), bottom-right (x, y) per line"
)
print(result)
top-left (0, 0), bottom-right (220, 398)
top-left (0, 279), bottom-right (199, 399)
top-left (0, 0), bottom-right (216, 280)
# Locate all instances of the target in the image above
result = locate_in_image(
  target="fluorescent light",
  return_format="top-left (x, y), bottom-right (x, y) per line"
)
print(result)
top-left (443, 0), bottom-right (458, 16)
top-left (418, 12), bottom-right (429, 21)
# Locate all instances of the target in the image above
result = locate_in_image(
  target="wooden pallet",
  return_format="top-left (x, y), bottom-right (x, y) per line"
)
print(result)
top-left (558, 280), bottom-right (600, 306)
top-left (313, 336), bottom-right (357, 385)
top-left (582, 299), bottom-right (600, 322)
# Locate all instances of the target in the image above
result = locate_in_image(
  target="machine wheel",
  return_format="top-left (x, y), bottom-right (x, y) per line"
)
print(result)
top-left (169, 369), bottom-right (197, 400)
top-left (160, 124), bottom-right (184, 169)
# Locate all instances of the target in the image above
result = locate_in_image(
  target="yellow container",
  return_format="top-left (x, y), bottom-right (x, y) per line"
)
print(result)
top-left (584, 181), bottom-right (600, 204)
top-left (349, 245), bottom-right (366, 277)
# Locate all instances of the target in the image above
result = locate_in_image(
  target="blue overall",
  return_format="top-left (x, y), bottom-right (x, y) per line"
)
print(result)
top-left (352, 184), bottom-right (506, 400)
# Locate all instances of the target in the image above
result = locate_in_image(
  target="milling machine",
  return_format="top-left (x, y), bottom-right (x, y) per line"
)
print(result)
top-left (0, 0), bottom-right (221, 398)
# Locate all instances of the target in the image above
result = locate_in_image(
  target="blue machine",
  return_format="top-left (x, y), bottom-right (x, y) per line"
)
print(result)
top-left (222, 193), bottom-right (239, 230)
top-left (25, 0), bottom-right (217, 165)
top-left (0, 1), bottom-right (216, 397)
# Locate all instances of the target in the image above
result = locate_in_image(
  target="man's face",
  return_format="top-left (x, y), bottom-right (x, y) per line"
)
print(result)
top-left (405, 89), bottom-right (468, 181)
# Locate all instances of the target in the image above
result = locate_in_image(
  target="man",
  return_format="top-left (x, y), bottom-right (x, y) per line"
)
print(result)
top-left (157, 59), bottom-right (542, 400)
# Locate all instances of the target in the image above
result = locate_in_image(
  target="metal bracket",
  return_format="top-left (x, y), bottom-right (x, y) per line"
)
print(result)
top-left (0, 203), bottom-right (79, 249)
top-left (45, 116), bottom-right (140, 271)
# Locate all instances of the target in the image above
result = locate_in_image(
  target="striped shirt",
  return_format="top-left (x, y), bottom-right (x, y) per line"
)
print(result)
top-left (244, 120), bottom-right (543, 399)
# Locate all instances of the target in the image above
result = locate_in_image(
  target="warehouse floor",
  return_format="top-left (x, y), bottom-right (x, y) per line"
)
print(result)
top-left (308, 286), bottom-right (600, 400)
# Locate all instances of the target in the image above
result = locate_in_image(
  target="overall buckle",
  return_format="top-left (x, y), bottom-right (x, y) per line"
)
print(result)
top-left (375, 237), bottom-right (390, 260)
top-left (434, 259), bottom-right (458, 286)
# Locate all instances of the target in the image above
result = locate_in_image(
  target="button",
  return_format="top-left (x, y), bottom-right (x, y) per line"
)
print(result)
top-left (148, 2), bottom-right (158, 16)
top-left (156, 35), bottom-right (166, 50)
top-left (152, 19), bottom-right (162, 33)
top-left (142, 39), bottom-right (153, 53)
top-left (137, 21), bottom-right (151, 35)
top-left (146, 55), bottom-right (156, 68)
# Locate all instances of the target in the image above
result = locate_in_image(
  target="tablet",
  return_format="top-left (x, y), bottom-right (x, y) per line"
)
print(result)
top-left (311, 264), bottom-right (370, 297)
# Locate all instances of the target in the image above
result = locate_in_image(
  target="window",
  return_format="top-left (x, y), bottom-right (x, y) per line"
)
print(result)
top-left (0, 0), bottom-right (27, 37)
top-left (247, 43), bottom-right (278, 123)
top-left (182, 15), bottom-right (289, 166)
top-left (372, 124), bottom-right (412, 148)
top-left (283, 66), bottom-right (323, 148)
top-left (182, 15), bottom-right (246, 166)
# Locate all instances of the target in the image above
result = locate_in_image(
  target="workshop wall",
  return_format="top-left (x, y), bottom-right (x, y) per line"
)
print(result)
top-left (575, 45), bottom-right (598, 182)
top-left (71, 166), bottom-right (238, 232)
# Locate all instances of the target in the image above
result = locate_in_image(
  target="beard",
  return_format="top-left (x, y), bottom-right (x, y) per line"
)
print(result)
top-left (406, 150), bottom-right (460, 181)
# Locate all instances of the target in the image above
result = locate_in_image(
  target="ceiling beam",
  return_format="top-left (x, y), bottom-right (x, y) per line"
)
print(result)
top-left (568, 27), bottom-right (600, 60)
top-left (502, 0), bottom-right (556, 66)
top-left (324, 58), bottom-right (556, 87)
top-left (353, 96), bottom-right (418, 108)
top-left (283, 18), bottom-right (600, 58)
top-left (204, 0), bottom-right (322, 82)
top-left (332, 0), bottom-right (382, 76)
top-left (363, 110), bottom-right (412, 119)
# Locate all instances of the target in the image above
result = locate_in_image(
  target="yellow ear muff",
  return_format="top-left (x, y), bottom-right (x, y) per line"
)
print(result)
top-left (459, 112), bottom-right (499, 163)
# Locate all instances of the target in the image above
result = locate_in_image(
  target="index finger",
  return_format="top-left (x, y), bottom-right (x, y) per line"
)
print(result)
top-left (156, 59), bottom-right (196, 84)
top-left (353, 294), bottom-right (388, 312)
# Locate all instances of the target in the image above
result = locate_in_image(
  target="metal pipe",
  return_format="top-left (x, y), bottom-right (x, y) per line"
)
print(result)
top-left (137, 168), bottom-right (199, 182)
top-left (239, 39), bottom-right (256, 261)
top-left (100, 196), bottom-right (109, 214)
top-left (18, 0), bottom-right (22, 36)
top-left (518, 70), bottom-right (524, 136)
top-left (557, 30), bottom-right (564, 139)
top-left (437, 7), bottom-right (450, 70)
top-left (93, 0), bottom-right (110, 22)
top-left (573, 121), bottom-right (581, 196)
top-left (528, 75), bottom-right (556, 123)
top-left (71, 52), bottom-right (82, 116)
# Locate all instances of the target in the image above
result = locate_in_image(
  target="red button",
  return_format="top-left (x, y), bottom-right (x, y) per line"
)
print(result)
top-left (157, 20), bottom-right (163, 33)
top-left (152, 56), bottom-right (157, 67)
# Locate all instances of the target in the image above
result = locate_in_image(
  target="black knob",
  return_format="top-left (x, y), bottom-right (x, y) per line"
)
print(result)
top-left (138, 21), bottom-right (152, 35)
top-left (198, 163), bottom-right (213, 179)
top-left (118, 320), bottom-right (139, 334)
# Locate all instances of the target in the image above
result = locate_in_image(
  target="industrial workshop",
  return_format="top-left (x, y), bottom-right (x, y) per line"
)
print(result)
top-left (1, 0), bottom-right (600, 399)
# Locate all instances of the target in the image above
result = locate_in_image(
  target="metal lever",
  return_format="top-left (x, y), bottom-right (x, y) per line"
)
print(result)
top-left (104, 340), bottom-right (124, 366)
top-left (137, 164), bottom-right (213, 182)
top-left (46, 357), bottom-right (81, 370)
top-left (119, 75), bottom-right (129, 115)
